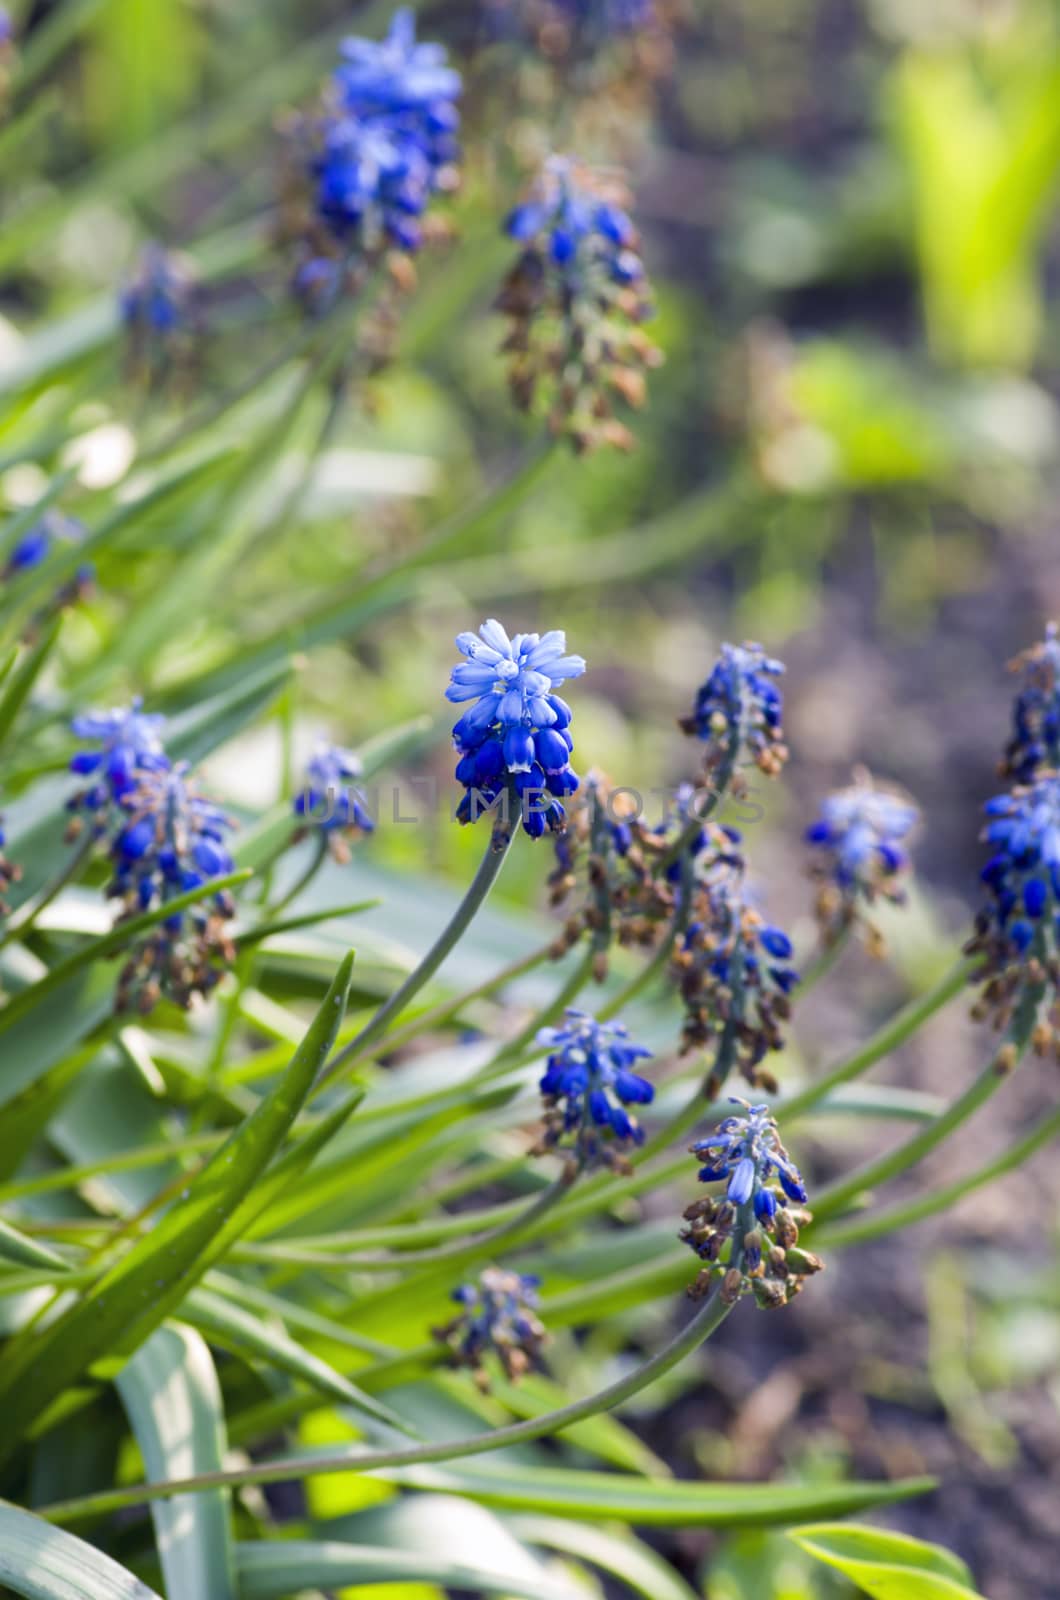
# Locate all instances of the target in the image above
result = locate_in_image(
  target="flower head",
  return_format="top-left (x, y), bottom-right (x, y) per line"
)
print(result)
top-left (447, 619), bottom-right (585, 843)
top-left (106, 763), bottom-right (237, 1012)
top-left (293, 740), bottom-right (374, 861)
top-left (806, 772), bottom-right (918, 951)
top-left (68, 700), bottom-right (170, 822)
top-left (967, 774), bottom-right (1060, 1048)
top-left (679, 641), bottom-right (787, 784)
top-left (1001, 623), bottom-right (1060, 783)
top-left (673, 853), bottom-right (798, 1093)
top-left (120, 245), bottom-right (200, 385)
top-left (433, 1266), bottom-right (547, 1390)
top-left (682, 1099), bottom-right (820, 1309)
top-left (4, 510), bottom-right (87, 581)
top-left (534, 1007), bottom-right (654, 1170)
top-left (496, 156), bottom-right (660, 451)
top-left (284, 9), bottom-right (460, 308)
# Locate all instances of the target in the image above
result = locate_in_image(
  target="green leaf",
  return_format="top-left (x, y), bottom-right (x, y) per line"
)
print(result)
top-left (0, 952), bottom-right (354, 1465)
top-left (377, 1461), bottom-right (935, 1527)
top-left (788, 1522), bottom-right (985, 1599)
top-left (0, 1501), bottom-right (161, 1598)
top-left (0, 616), bottom-right (63, 757)
top-left (507, 1512), bottom-right (702, 1600)
top-left (0, 1217), bottom-right (67, 1272)
top-left (115, 1325), bottom-right (236, 1600)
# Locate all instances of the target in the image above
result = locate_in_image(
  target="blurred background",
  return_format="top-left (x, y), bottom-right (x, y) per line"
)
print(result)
top-left (6, 0), bottom-right (1060, 1593)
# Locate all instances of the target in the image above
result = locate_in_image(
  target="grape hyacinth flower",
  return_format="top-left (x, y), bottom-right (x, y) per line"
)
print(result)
top-left (967, 774), bottom-right (1060, 1053)
top-left (496, 156), bottom-right (661, 452)
top-left (672, 855), bottom-right (799, 1093)
top-left (681, 1099), bottom-right (821, 1309)
top-left (67, 700), bottom-right (170, 830)
top-left (806, 772), bottom-right (919, 952)
top-left (3, 511), bottom-right (93, 611)
top-left (1001, 622), bottom-right (1060, 783)
top-left (293, 741), bottom-right (374, 862)
top-left (106, 763), bottom-right (237, 1013)
top-left (120, 244), bottom-right (200, 385)
top-left (534, 1007), bottom-right (654, 1171)
top-left (433, 1267), bottom-right (548, 1390)
top-left (679, 641), bottom-right (787, 787)
top-left (285, 9), bottom-right (461, 310)
top-left (446, 618), bottom-right (585, 844)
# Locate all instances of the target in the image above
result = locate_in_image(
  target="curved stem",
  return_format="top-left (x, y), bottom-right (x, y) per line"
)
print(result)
top-left (818, 1098), bottom-right (1060, 1250)
top-left (42, 1274), bottom-right (738, 1525)
top-left (296, 1169), bottom-right (576, 1272)
top-left (265, 834), bottom-right (328, 922)
top-left (778, 957), bottom-right (976, 1127)
top-left (808, 982), bottom-right (1043, 1227)
top-left (323, 829), bottom-right (515, 1082)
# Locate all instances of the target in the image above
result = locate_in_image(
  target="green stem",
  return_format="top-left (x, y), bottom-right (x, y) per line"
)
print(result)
top-left (808, 983), bottom-right (1043, 1226)
top-left (42, 1273), bottom-right (738, 1525)
top-left (323, 829), bottom-right (515, 1081)
top-left (265, 834), bottom-right (329, 922)
top-left (818, 1098), bottom-right (1060, 1250)
top-left (778, 957), bottom-right (976, 1126)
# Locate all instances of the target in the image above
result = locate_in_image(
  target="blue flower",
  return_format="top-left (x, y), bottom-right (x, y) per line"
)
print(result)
top-left (293, 740), bottom-right (375, 858)
top-left (289, 9), bottom-right (460, 287)
top-left (1002, 623), bottom-right (1060, 783)
top-left (682, 1099), bottom-right (820, 1308)
top-left (447, 619), bottom-right (585, 842)
top-left (497, 157), bottom-right (660, 450)
top-left (535, 1007), bottom-right (654, 1169)
top-left (674, 850), bottom-right (798, 1090)
top-left (679, 641), bottom-right (787, 782)
top-left (4, 511), bottom-right (87, 581)
top-left (68, 700), bottom-right (170, 822)
top-left (120, 245), bottom-right (199, 383)
top-left (968, 773), bottom-right (1060, 1036)
top-left (106, 763), bottom-right (237, 1012)
top-left (435, 1266), bottom-right (547, 1386)
top-left (806, 773), bottom-right (918, 948)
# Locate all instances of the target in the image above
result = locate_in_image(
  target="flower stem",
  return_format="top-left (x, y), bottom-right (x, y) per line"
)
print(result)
top-left (817, 1098), bottom-right (1060, 1249)
top-left (323, 829), bottom-right (515, 1081)
top-left (808, 981), bottom-right (1043, 1226)
top-left (41, 1267), bottom-right (738, 1525)
top-left (0, 831), bottom-right (95, 949)
top-left (778, 956), bottom-right (976, 1127)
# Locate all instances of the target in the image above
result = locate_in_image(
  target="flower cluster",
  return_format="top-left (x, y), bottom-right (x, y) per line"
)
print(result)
top-left (433, 1267), bottom-right (547, 1390)
top-left (672, 853), bottom-right (798, 1094)
top-left (106, 764), bottom-right (237, 1013)
top-left (68, 704), bottom-right (236, 1012)
top-left (120, 244), bottom-right (200, 385)
top-left (1001, 622), bottom-right (1060, 783)
top-left (496, 157), bottom-right (660, 451)
top-left (447, 619), bottom-right (585, 844)
top-left (805, 772), bottom-right (918, 952)
top-left (547, 777), bottom-right (741, 977)
top-left (3, 510), bottom-right (93, 610)
top-left (293, 741), bottom-right (374, 862)
top-left (534, 1007), bottom-right (654, 1171)
top-left (967, 774), bottom-right (1060, 1052)
top-left (285, 10), bottom-right (461, 312)
top-left (679, 641), bottom-right (787, 786)
top-left (681, 1100), bottom-right (820, 1309)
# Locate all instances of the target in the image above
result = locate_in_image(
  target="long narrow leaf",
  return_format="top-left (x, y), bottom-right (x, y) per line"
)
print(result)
top-left (0, 1502), bottom-right (161, 1598)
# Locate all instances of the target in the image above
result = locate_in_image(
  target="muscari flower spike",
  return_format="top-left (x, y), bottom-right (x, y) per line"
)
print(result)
top-left (293, 741), bottom-right (375, 862)
top-left (534, 1007), bottom-right (654, 1172)
top-left (120, 244), bottom-right (199, 380)
top-left (107, 763), bottom-right (237, 1013)
top-left (967, 773), bottom-right (1060, 1054)
top-left (681, 1099), bottom-right (821, 1309)
top-left (67, 700), bottom-right (170, 831)
top-left (433, 1266), bottom-right (547, 1390)
top-left (287, 9), bottom-right (461, 311)
top-left (1001, 622), bottom-right (1060, 783)
top-left (673, 852), bottom-right (799, 1094)
top-left (3, 511), bottom-right (93, 609)
top-left (679, 641), bottom-right (787, 786)
top-left (447, 619), bottom-right (585, 845)
top-left (806, 771), bottom-right (919, 953)
top-left (496, 156), bottom-right (661, 452)
top-left (546, 777), bottom-right (742, 979)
